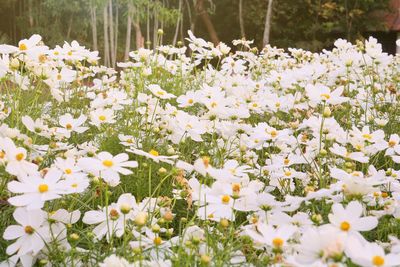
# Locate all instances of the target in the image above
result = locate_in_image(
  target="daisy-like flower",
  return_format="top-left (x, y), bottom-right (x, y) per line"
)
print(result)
top-left (244, 223), bottom-right (297, 249)
top-left (0, 137), bottom-right (38, 177)
top-left (57, 113), bottom-right (88, 138)
top-left (345, 236), bottom-right (400, 267)
top-left (3, 207), bottom-right (49, 257)
top-left (90, 108), bottom-right (115, 127)
top-left (7, 168), bottom-right (65, 210)
top-left (147, 84), bottom-right (176, 99)
top-left (82, 193), bottom-right (138, 240)
top-left (328, 201), bottom-right (378, 235)
top-left (127, 148), bottom-right (178, 165)
top-left (78, 152), bottom-right (138, 186)
top-left (21, 116), bottom-right (49, 137)
top-left (305, 83), bottom-right (349, 107)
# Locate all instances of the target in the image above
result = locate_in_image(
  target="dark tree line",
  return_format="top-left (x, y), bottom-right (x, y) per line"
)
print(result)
top-left (0, 0), bottom-right (391, 65)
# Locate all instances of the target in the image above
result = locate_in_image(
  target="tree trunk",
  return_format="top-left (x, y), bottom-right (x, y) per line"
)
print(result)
top-left (239, 0), bottom-right (245, 38)
top-left (172, 0), bottom-right (182, 46)
top-left (146, 3), bottom-right (150, 48)
top-left (195, 0), bottom-right (219, 45)
top-left (90, 2), bottom-right (98, 51)
top-left (262, 0), bottom-right (274, 47)
top-left (133, 5), bottom-right (144, 49)
top-left (153, 6), bottom-right (158, 49)
top-left (28, 0), bottom-right (34, 27)
top-left (109, 0), bottom-right (115, 67)
top-left (67, 15), bottom-right (73, 40)
top-left (103, 4), bottom-right (110, 66)
top-left (124, 4), bottom-right (132, 61)
top-left (114, 0), bottom-right (119, 65)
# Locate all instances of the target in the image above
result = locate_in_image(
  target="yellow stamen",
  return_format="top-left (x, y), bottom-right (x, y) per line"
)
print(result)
top-left (102, 160), bottom-right (113, 167)
top-left (372, 256), bottom-right (385, 266)
top-left (221, 195), bottom-right (230, 204)
top-left (38, 184), bottom-right (49, 193)
top-left (272, 237), bottom-right (284, 247)
top-left (149, 149), bottom-right (159, 157)
top-left (15, 153), bottom-right (24, 161)
top-left (340, 221), bottom-right (350, 231)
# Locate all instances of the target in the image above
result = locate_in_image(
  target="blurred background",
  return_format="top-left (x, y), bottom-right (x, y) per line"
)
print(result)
top-left (0, 0), bottom-right (398, 66)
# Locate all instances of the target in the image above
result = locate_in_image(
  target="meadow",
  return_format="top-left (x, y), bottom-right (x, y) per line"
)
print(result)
top-left (0, 33), bottom-right (399, 266)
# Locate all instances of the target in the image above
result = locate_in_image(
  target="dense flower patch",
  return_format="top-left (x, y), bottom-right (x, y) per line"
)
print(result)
top-left (0, 33), bottom-right (400, 266)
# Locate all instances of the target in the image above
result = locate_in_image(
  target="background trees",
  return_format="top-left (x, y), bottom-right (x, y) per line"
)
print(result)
top-left (0, 0), bottom-right (391, 65)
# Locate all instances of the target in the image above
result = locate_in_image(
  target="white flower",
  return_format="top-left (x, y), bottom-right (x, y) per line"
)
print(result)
top-left (147, 84), bottom-right (176, 99)
top-left (3, 208), bottom-right (49, 257)
top-left (328, 201), bottom-right (378, 234)
top-left (7, 168), bottom-right (65, 210)
top-left (57, 113), bottom-right (88, 138)
top-left (78, 152), bottom-right (138, 186)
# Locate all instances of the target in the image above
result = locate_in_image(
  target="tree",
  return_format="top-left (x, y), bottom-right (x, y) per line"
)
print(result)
top-left (262, 0), bottom-right (273, 47)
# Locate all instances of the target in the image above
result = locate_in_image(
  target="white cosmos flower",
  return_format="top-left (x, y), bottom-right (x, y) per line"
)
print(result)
top-left (7, 168), bottom-right (65, 210)
top-left (57, 113), bottom-right (88, 138)
top-left (147, 84), bottom-right (176, 99)
top-left (328, 200), bottom-right (378, 235)
top-left (78, 152), bottom-right (138, 186)
top-left (0, 137), bottom-right (38, 177)
top-left (3, 208), bottom-right (49, 257)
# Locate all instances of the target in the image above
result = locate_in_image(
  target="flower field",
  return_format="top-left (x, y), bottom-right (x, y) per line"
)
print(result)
top-left (0, 33), bottom-right (400, 266)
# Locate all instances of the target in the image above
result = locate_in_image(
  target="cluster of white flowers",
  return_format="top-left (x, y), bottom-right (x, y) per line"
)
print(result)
top-left (0, 32), bottom-right (399, 266)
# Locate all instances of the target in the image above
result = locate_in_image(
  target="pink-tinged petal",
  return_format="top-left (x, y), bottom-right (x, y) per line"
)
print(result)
top-left (119, 161), bottom-right (138, 168)
top-left (352, 217), bottom-right (378, 231)
top-left (78, 158), bottom-right (102, 172)
top-left (114, 167), bottom-right (132, 175)
top-left (8, 194), bottom-right (37, 207)
top-left (6, 237), bottom-right (26, 255)
top-left (7, 181), bottom-right (33, 194)
top-left (97, 151), bottom-right (112, 161)
top-left (3, 225), bottom-right (25, 240)
top-left (83, 211), bottom-right (106, 224)
top-left (113, 153), bottom-right (129, 163)
top-left (345, 201), bottom-right (363, 219)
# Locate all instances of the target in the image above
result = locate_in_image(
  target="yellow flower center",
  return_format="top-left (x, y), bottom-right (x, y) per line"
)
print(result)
top-left (38, 54), bottom-right (47, 63)
top-left (109, 209), bottom-right (119, 220)
top-left (272, 237), bottom-right (284, 247)
top-left (372, 256), bottom-right (385, 266)
top-left (202, 156), bottom-right (210, 168)
top-left (221, 195), bottom-right (230, 204)
top-left (19, 43), bottom-right (27, 51)
top-left (270, 130), bottom-right (278, 138)
top-left (57, 74), bottom-right (62, 80)
top-left (320, 93), bottom-right (331, 100)
top-left (153, 236), bottom-right (162, 245)
top-left (0, 151), bottom-right (5, 159)
top-left (284, 158), bottom-right (290, 165)
top-left (252, 103), bottom-right (258, 108)
top-left (362, 133), bottom-right (372, 140)
top-left (67, 51), bottom-right (73, 56)
top-left (149, 149), bottom-right (159, 157)
top-left (98, 115), bottom-right (106, 121)
top-left (284, 170), bottom-right (292, 177)
top-left (66, 123), bottom-right (72, 130)
top-left (24, 225), bottom-right (34, 234)
top-left (340, 221), bottom-right (350, 231)
top-left (65, 168), bottom-right (72, 174)
top-left (15, 153), bottom-right (24, 161)
top-left (188, 99), bottom-right (194, 104)
top-left (102, 160), bottom-right (114, 167)
top-left (71, 183), bottom-right (78, 188)
top-left (388, 140), bottom-right (396, 147)
top-left (232, 183), bottom-right (241, 193)
top-left (211, 102), bottom-right (217, 108)
top-left (38, 184), bottom-right (49, 193)
top-left (275, 102), bottom-right (281, 108)
top-left (157, 91), bottom-right (165, 96)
